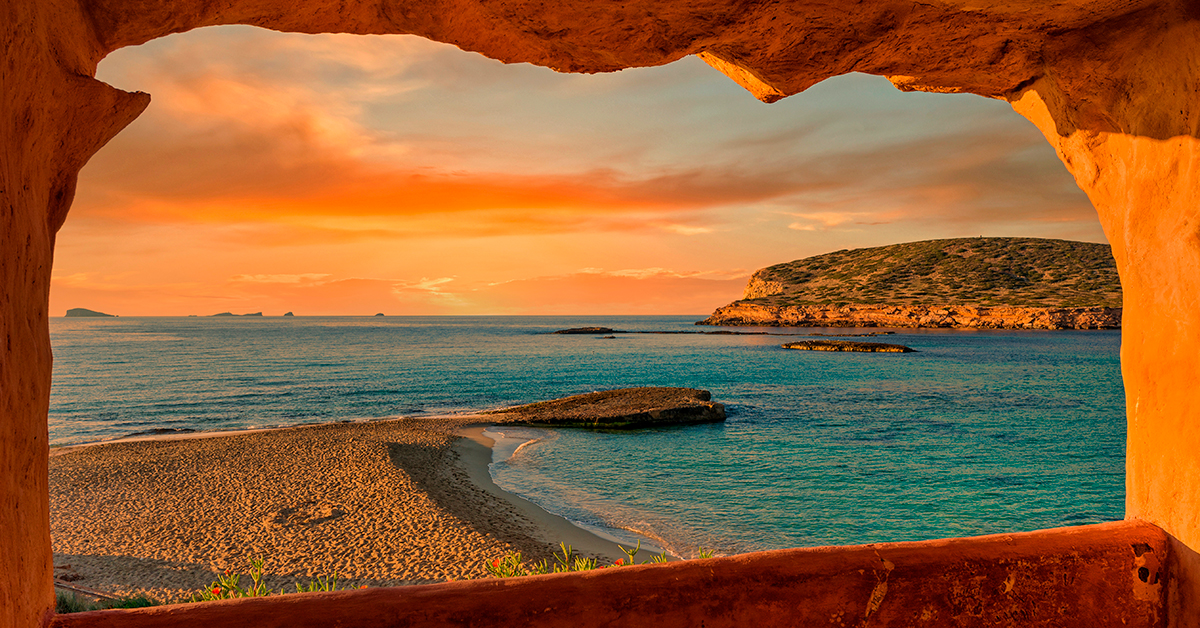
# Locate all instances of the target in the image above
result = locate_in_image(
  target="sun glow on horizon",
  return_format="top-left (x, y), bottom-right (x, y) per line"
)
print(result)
top-left (53, 26), bottom-right (1106, 317)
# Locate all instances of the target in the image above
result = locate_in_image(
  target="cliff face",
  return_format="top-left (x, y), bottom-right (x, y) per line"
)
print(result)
top-left (701, 302), bottom-right (1121, 330)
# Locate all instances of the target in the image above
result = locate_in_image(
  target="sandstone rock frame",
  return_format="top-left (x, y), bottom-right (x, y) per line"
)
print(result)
top-left (5, 0), bottom-right (1200, 625)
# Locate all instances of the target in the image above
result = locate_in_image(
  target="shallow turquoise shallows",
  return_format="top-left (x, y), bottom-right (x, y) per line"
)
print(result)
top-left (50, 315), bottom-right (1125, 557)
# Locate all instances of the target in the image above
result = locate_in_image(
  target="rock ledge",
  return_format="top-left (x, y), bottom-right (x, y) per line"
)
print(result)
top-left (487, 387), bottom-right (725, 429)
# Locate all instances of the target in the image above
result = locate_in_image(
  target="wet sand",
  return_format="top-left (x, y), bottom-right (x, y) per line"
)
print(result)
top-left (49, 416), bottom-right (629, 602)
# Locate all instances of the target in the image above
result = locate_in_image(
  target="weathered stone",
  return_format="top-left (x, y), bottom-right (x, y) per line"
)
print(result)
top-left (702, 303), bottom-right (1122, 330)
top-left (782, 340), bottom-right (915, 353)
top-left (487, 387), bottom-right (726, 429)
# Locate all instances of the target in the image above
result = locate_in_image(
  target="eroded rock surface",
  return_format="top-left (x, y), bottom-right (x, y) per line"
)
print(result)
top-left (702, 303), bottom-right (1122, 330)
top-left (782, 340), bottom-right (915, 353)
top-left (486, 387), bottom-right (726, 429)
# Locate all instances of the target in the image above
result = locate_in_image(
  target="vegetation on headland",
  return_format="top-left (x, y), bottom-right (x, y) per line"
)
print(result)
top-left (733, 237), bottom-right (1121, 309)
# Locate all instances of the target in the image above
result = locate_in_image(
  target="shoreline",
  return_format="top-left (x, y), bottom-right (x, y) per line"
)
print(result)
top-left (48, 415), bottom-right (640, 602)
top-left (454, 427), bottom-right (647, 562)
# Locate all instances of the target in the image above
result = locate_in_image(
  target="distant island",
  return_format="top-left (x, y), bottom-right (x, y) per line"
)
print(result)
top-left (65, 308), bottom-right (116, 318)
top-left (699, 238), bottom-right (1122, 330)
top-left (210, 312), bottom-right (263, 317)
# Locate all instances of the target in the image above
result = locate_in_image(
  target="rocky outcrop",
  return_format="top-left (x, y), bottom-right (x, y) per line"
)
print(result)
top-left (701, 302), bottom-right (1121, 330)
top-left (552, 327), bottom-right (618, 334)
top-left (487, 387), bottom-right (725, 429)
top-left (64, 308), bottom-right (115, 318)
top-left (742, 278), bottom-right (788, 300)
top-left (782, 340), bottom-right (915, 353)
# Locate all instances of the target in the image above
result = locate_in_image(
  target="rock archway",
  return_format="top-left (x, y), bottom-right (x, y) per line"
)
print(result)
top-left (6, 1), bottom-right (1200, 625)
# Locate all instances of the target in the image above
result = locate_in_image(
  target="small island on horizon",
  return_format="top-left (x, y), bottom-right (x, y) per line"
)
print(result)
top-left (64, 308), bottom-right (116, 318)
top-left (699, 237), bottom-right (1122, 330)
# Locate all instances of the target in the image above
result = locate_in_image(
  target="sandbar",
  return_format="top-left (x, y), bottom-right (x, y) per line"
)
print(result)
top-left (49, 416), bottom-right (634, 602)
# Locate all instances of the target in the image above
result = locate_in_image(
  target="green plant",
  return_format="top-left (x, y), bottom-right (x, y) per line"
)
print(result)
top-left (189, 558), bottom-right (355, 602)
top-left (56, 591), bottom-right (102, 614)
top-left (55, 590), bottom-right (161, 614)
top-left (485, 540), bottom-right (697, 579)
top-left (107, 594), bottom-right (159, 609)
top-left (484, 552), bottom-right (550, 578)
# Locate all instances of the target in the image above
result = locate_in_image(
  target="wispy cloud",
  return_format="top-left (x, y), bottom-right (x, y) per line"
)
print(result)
top-left (57, 27), bottom-right (1105, 315)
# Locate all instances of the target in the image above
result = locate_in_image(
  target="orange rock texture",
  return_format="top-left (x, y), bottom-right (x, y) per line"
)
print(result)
top-left (701, 302), bottom-right (1123, 329)
top-left (5, 0), bottom-right (1200, 626)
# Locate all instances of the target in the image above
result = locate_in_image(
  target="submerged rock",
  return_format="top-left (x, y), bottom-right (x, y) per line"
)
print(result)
top-left (552, 327), bottom-right (619, 334)
top-left (487, 387), bottom-right (725, 429)
top-left (782, 340), bottom-right (915, 353)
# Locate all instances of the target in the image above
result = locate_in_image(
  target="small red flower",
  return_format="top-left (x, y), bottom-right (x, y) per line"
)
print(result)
top-left (491, 559), bottom-right (500, 568)
top-left (212, 587), bottom-right (222, 596)
top-left (613, 559), bottom-right (624, 566)
top-left (359, 585), bottom-right (368, 589)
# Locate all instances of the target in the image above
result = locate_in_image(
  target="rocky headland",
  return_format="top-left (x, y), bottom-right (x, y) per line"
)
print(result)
top-left (486, 387), bottom-right (725, 429)
top-left (699, 238), bottom-right (1122, 330)
top-left (705, 303), bottom-right (1121, 330)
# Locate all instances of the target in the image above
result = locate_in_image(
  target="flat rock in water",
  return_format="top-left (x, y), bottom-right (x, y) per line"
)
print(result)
top-left (552, 327), bottom-right (619, 334)
top-left (487, 387), bottom-right (725, 429)
top-left (782, 340), bottom-right (915, 353)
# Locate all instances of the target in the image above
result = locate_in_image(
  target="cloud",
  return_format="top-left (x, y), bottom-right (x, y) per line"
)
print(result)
top-left (57, 27), bottom-right (1106, 317)
top-left (231, 273), bottom-right (332, 283)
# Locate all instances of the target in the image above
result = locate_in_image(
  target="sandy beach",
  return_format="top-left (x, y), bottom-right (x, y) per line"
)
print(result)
top-left (49, 416), bottom-right (630, 602)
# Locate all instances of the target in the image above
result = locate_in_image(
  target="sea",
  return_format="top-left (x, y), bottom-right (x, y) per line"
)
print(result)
top-left (49, 315), bottom-right (1125, 558)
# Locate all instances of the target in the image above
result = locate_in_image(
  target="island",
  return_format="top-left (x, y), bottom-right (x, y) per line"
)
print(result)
top-left (698, 237), bottom-right (1122, 330)
top-left (64, 308), bottom-right (116, 317)
top-left (485, 387), bottom-right (725, 429)
top-left (782, 340), bottom-right (915, 353)
top-left (283, 312), bottom-right (294, 317)
top-left (210, 312), bottom-right (263, 317)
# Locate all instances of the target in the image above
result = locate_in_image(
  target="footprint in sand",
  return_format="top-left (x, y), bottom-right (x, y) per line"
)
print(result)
top-left (262, 501), bottom-right (347, 529)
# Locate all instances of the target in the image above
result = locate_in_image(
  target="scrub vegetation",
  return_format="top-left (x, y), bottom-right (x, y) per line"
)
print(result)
top-left (741, 237), bottom-right (1121, 308)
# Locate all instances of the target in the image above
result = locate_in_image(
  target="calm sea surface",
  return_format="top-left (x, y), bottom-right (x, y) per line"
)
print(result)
top-left (50, 315), bottom-right (1125, 557)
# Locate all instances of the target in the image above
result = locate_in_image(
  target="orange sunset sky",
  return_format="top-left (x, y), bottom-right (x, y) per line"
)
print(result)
top-left (52, 26), bottom-right (1106, 316)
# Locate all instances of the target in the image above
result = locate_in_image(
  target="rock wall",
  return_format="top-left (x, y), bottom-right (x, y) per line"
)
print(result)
top-left (701, 302), bottom-right (1122, 330)
top-left (741, 275), bottom-right (787, 300)
top-left (7, 0), bottom-right (1200, 625)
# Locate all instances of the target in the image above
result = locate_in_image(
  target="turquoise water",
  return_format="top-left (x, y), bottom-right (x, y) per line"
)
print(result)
top-left (49, 315), bottom-right (1125, 556)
